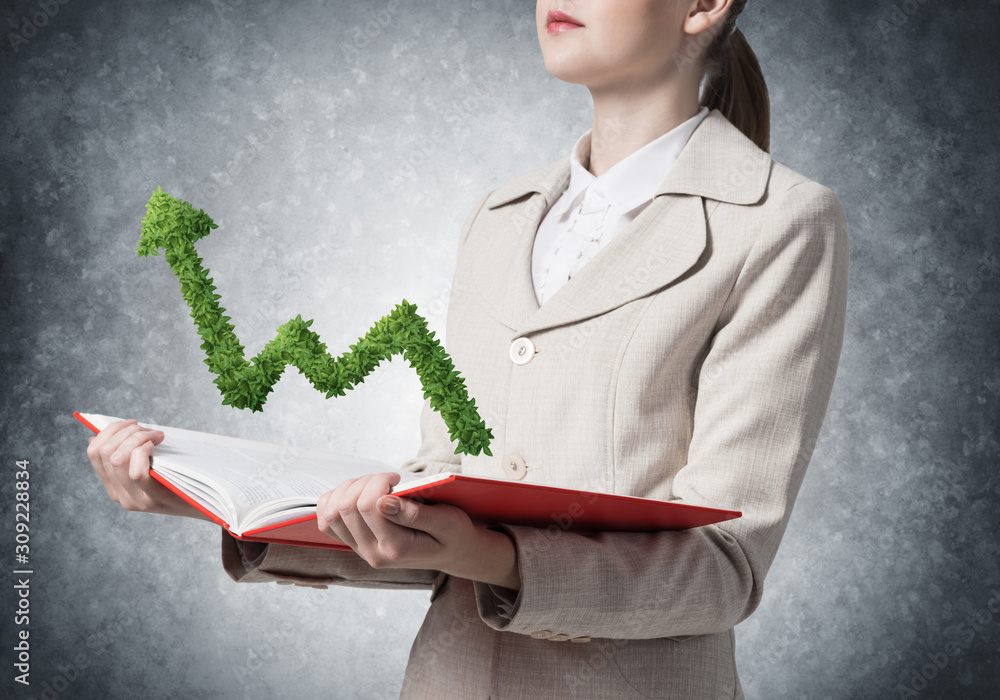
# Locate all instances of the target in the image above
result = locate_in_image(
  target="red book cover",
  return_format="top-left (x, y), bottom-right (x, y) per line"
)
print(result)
top-left (76, 411), bottom-right (742, 551)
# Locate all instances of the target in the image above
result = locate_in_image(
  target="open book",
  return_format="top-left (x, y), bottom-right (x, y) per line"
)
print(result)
top-left (75, 412), bottom-right (741, 551)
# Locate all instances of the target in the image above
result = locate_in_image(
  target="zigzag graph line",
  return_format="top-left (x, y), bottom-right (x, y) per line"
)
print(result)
top-left (136, 188), bottom-right (493, 457)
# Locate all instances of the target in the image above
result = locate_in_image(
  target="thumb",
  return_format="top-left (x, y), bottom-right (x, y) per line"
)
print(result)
top-left (377, 495), bottom-right (464, 537)
top-left (376, 494), bottom-right (404, 518)
top-left (376, 495), bottom-right (423, 526)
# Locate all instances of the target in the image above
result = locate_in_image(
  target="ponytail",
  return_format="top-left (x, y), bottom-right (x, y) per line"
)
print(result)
top-left (699, 23), bottom-right (771, 153)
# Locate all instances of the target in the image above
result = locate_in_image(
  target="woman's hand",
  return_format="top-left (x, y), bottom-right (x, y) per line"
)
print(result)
top-left (86, 418), bottom-right (212, 521)
top-left (316, 472), bottom-right (521, 590)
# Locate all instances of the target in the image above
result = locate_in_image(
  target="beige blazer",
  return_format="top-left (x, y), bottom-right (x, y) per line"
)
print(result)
top-left (221, 109), bottom-right (850, 699)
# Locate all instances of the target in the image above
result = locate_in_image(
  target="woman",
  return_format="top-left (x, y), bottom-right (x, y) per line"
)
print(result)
top-left (87, 0), bottom-right (848, 697)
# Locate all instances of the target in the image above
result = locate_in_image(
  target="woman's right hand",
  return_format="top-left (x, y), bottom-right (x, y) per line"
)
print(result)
top-left (86, 418), bottom-right (212, 521)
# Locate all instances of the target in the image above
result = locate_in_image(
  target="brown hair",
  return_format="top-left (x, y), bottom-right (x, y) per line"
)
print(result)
top-left (699, 1), bottom-right (771, 153)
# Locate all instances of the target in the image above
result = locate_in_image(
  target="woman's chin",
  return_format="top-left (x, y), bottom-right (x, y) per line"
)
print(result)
top-left (542, 59), bottom-right (596, 86)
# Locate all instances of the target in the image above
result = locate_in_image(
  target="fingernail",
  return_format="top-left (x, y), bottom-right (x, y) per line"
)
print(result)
top-left (378, 496), bottom-right (399, 516)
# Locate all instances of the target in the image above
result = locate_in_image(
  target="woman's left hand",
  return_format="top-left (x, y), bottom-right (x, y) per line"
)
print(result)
top-left (316, 472), bottom-right (521, 590)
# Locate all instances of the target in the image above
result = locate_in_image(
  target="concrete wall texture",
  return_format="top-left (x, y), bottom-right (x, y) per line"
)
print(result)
top-left (1, 1), bottom-right (997, 698)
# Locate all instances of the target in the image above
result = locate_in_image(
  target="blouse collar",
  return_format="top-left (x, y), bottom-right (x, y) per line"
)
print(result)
top-left (560, 106), bottom-right (710, 217)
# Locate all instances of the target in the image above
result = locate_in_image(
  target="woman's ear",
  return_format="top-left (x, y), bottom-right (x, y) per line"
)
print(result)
top-left (682, 0), bottom-right (734, 37)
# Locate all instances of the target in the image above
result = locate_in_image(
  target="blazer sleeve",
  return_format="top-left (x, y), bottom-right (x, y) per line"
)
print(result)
top-left (219, 192), bottom-right (493, 589)
top-left (472, 180), bottom-right (850, 639)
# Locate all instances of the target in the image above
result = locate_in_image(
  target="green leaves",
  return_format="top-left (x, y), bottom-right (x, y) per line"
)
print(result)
top-left (137, 188), bottom-right (494, 457)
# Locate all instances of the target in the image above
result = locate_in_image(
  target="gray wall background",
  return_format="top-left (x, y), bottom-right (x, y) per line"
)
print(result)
top-left (2, 0), bottom-right (998, 698)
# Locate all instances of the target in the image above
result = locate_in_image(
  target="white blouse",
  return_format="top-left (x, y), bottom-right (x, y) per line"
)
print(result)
top-left (531, 106), bottom-right (710, 307)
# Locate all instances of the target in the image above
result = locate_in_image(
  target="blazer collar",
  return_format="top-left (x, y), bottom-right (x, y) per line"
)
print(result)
top-left (472, 110), bottom-right (772, 338)
top-left (483, 109), bottom-right (770, 209)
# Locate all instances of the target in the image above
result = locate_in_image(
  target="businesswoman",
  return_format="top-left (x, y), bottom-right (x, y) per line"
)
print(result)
top-left (87, 0), bottom-right (849, 697)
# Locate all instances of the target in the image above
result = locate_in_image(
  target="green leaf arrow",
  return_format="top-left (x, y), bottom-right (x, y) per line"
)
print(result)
top-left (137, 187), bottom-right (493, 457)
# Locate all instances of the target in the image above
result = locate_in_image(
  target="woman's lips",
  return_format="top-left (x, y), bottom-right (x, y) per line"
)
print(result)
top-left (546, 9), bottom-right (583, 33)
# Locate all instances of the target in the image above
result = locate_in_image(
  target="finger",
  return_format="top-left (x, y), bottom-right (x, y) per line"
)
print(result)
top-left (88, 421), bottom-right (161, 509)
top-left (355, 473), bottom-right (404, 542)
top-left (119, 441), bottom-right (163, 512)
top-left (103, 418), bottom-right (140, 437)
top-left (353, 474), bottom-right (419, 565)
top-left (100, 425), bottom-right (151, 499)
top-left (112, 439), bottom-right (152, 512)
top-left (316, 478), bottom-right (357, 530)
top-left (334, 476), bottom-right (383, 552)
top-left (92, 423), bottom-right (144, 492)
top-left (316, 478), bottom-right (360, 548)
top-left (377, 496), bottom-right (464, 542)
top-left (96, 419), bottom-right (140, 451)
top-left (87, 435), bottom-right (118, 497)
top-left (92, 421), bottom-right (141, 488)
top-left (87, 419), bottom-right (136, 470)
top-left (127, 438), bottom-right (158, 483)
top-left (94, 462), bottom-right (121, 504)
top-left (97, 422), bottom-right (146, 473)
top-left (110, 427), bottom-right (164, 471)
top-left (105, 478), bottom-right (124, 505)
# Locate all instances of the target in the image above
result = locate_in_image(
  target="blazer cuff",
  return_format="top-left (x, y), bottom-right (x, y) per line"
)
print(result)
top-left (473, 524), bottom-right (700, 642)
top-left (221, 530), bottom-right (444, 592)
top-left (472, 523), bottom-right (589, 639)
top-left (482, 583), bottom-right (517, 620)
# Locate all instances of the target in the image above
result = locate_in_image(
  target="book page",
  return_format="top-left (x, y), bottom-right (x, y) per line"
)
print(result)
top-left (80, 413), bottom-right (425, 532)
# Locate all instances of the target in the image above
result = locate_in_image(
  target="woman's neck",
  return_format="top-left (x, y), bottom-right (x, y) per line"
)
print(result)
top-left (586, 81), bottom-right (701, 178)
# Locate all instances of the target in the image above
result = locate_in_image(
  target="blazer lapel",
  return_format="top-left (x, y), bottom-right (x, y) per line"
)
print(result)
top-left (469, 159), bottom-right (569, 330)
top-left (470, 109), bottom-right (772, 338)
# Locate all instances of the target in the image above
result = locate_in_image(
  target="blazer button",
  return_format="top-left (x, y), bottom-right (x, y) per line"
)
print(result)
top-left (530, 630), bottom-right (554, 639)
top-left (501, 453), bottom-right (528, 480)
top-left (569, 636), bottom-right (592, 643)
top-left (548, 634), bottom-right (570, 642)
top-left (509, 337), bottom-right (535, 365)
